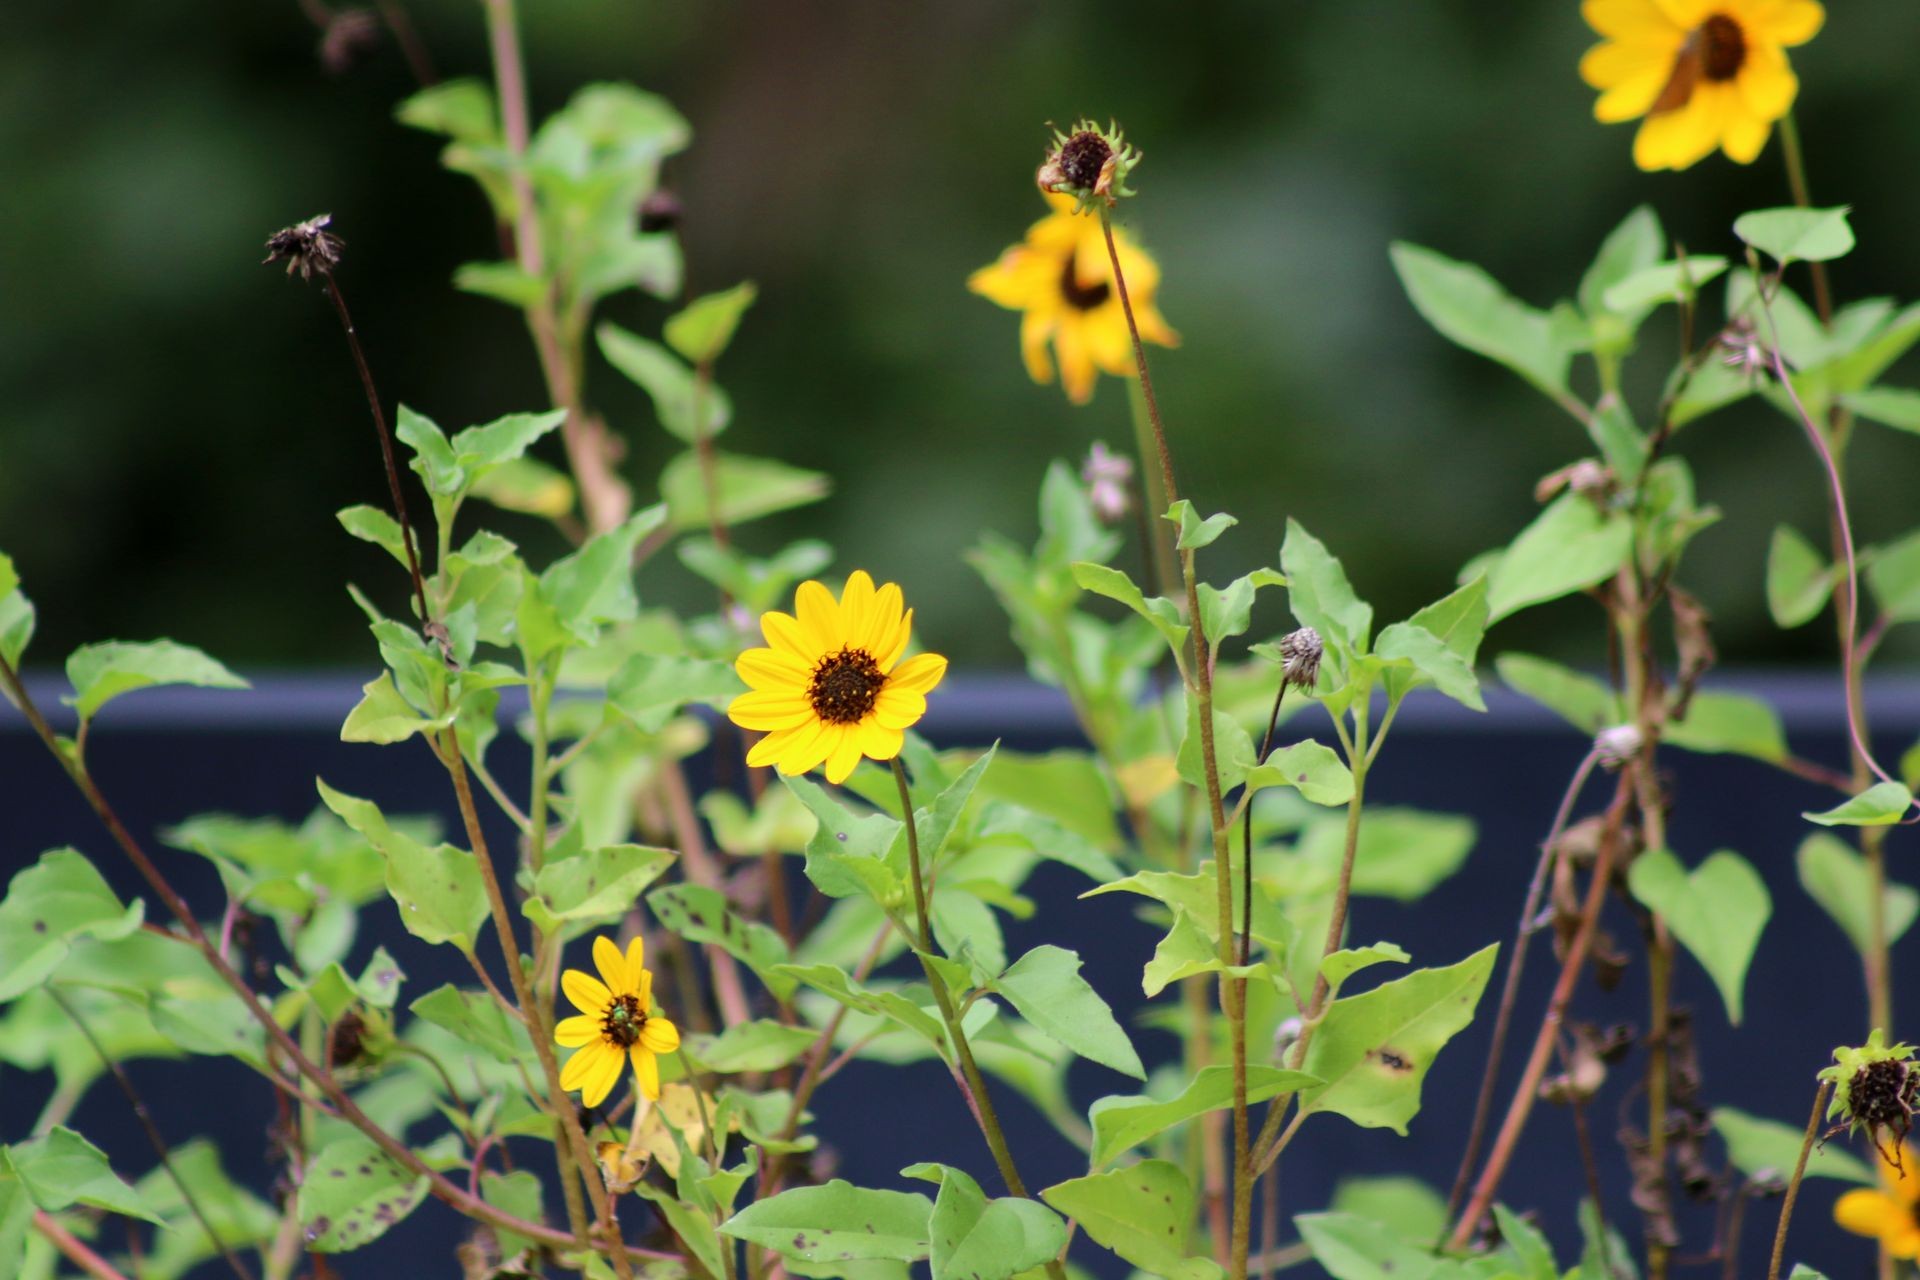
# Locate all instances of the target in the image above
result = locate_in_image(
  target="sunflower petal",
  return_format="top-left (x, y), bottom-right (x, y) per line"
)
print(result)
top-left (859, 582), bottom-right (904, 657)
top-left (583, 1041), bottom-right (626, 1108)
top-left (639, 1017), bottom-right (681, 1054)
top-left (632, 1048), bottom-right (662, 1101)
top-left (555, 1015), bottom-right (600, 1048)
top-left (795, 580), bottom-right (842, 653)
top-left (1055, 316), bottom-right (1099, 405)
top-left (889, 652), bottom-right (948, 695)
top-left (877, 607), bottom-right (914, 672)
top-left (736, 647), bottom-right (810, 692)
top-left (824, 730), bottom-right (865, 785)
top-left (786, 722), bottom-right (843, 778)
top-left (593, 935), bottom-right (632, 994)
top-left (760, 610), bottom-right (815, 660)
top-left (561, 1040), bottom-right (613, 1091)
top-left (729, 690), bottom-right (814, 732)
top-left (1020, 310), bottom-right (1058, 387)
top-left (1835, 1188), bottom-right (1905, 1239)
top-left (840, 572), bottom-right (877, 646)
top-left (625, 935), bottom-right (646, 984)
top-left (858, 721), bottom-right (904, 761)
top-left (874, 686), bottom-right (927, 730)
top-left (562, 968), bottom-right (613, 1017)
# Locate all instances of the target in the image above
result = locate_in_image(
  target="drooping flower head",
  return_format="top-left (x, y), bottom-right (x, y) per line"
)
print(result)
top-left (556, 935), bottom-right (680, 1107)
top-left (968, 194), bottom-right (1179, 405)
top-left (1834, 1142), bottom-right (1920, 1260)
top-left (727, 571), bottom-right (946, 785)
top-left (1579, 0), bottom-right (1823, 171)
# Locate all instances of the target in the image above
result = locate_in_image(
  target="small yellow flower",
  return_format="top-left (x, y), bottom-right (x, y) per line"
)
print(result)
top-left (556, 935), bottom-right (680, 1107)
top-left (1834, 1142), bottom-right (1920, 1260)
top-left (1580, 0), bottom-right (1823, 171)
top-left (968, 194), bottom-right (1178, 405)
top-left (726, 571), bottom-right (945, 785)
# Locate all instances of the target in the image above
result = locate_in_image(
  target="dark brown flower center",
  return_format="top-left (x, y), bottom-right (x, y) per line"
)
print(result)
top-left (600, 993), bottom-right (646, 1047)
top-left (1058, 256), bottom-right (1112, 311)
top-left (808, 647), bottom-right (884, 725)
top-left (1699, 14), bottom-right (1745, 81)
top-left (1057, 131), bottom-right (1111, 190)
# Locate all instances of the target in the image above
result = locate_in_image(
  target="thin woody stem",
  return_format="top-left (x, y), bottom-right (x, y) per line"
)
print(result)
top-left (1765, 1080), bottom-right (1833, 1280)
top-left (1443, 746), bottom-right (1603, 1224)
top-left (34, 1212), bottom-right (133, 1280)
top-left (894, 759), bottom-right (1068, 1280)
top-left (47, 987), bottom-right (255, 1280)
top-left (1098, 203), bottom-right (1250, 1278)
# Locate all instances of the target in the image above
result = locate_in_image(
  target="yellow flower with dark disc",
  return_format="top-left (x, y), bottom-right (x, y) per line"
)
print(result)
top-left (1580, 0), bottom-right (1823, 171)
top-left (556, 935), bottom-right (680, 1107)
top-left (969, 194), bottom-right (1178, 405)
top-left (1834, 1142), bottom-right (1920, 1259)
top-left (726, 571), bottom-right (946, 785)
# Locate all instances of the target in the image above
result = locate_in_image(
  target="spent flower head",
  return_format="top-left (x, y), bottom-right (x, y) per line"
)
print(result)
top-left (264, 213), bottom-right (344, 281)
top-left (1279, 627), bottom-right (1324, 690)
top-left (1820, 1030), bottom-right (1919, 1167)
top-left (1036, 119), bottom-right (1142, 210)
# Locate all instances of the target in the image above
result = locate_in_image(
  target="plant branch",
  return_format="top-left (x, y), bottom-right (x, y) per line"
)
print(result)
top-left (1765, 1079), bottom-right (1832, 1280)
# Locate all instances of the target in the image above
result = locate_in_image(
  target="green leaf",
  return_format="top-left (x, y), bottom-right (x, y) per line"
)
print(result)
top-left (1329, 1176), bottom-right (1448, 1247)
top-left (1664, 691), bottom-right (1787, 764)
top-left (697, 1020), bottom-right (819, 1073)
top-left (409, 984), bottom-right (527, 1064)
top-left (471, 456), bottom-right (575, 520)
top-left (1734, 206), bottom-right (1855, 264)
top-left (1805, 781), bottom-right (1913, 827)
top-left (1295, 809), bottom-right (1477, 903)
top-left (1071, 562), bottom-right (1188, 652)
top-left (479, 1170), bottom-right (545, 1263)
top-left (1842, 386), bottom-right (1920, 435)
top-left (1766, 525), bottom-right (1832, 628)
top-left (1320, 943), bottom-right (1412, 996)
top-left (1244, 740), bottom-right (1354, 807)
top-left (1282, 519), bottom-right (1372, 652)
top-left (1866, 529), bottom-right (1920, 623)
top-left (0, 849), bottom-right (145, 1003)
top-left (991, 945), bottom-right (1144, 1079)
top-left (1600, 257), bottom-right (1730, 316)
top-left (1040, 1162), bottom-right (1221, 1280)
top-left (451, 410), bottom-right (566, 481)
top-left (908, 1163), bottom-right (1067, 1280)
top-left (0, 579), bottom-right (34, 670)
top-left (1712, 1106), bottom-right (1876, 1185)
top-left (609, 653), bottom-right (744, 732)
top-left (720, 1180), bottom-right (934, 1262)
top-left (1197, 569), bottom-right (1286, 646)
top-left (1299, 944), bottom-right (1497, 1134)
top-left (649, 883), bottom-right (797, 1000)
top-left (1164, 500), bottom-right (1237, 551)
top-left (1176, 703), bottom-right (1257, 794)
top-left (2, 1127), bottom-right (163, 1223)
top-left (1796, 832), bottom-right (1920, 957)
top-left (524, 844), bottom-right (676, 936)
top-left (661, 450), bottom-right (831, 531)
top-left (296, 1134), bottom-right (429, 1252)
top-left (1390, 242), bottom-right (1572, 398)
top-left (133, 1140), bottom-right (277, 1280)
top-left (452, 262), bottom-right (546, 307)
top-left (340, 671), bottom-right (451, 745)
top-left (317, 781), bottom-right (488, 951)
top-left (1295, 1211), bottom-right (1438, 1280)
top-left (0, 553), bottom-right (15, 602)
top-left (1627, 848), bottom-right (1770, 1024)
top-left (1580, 206), bottom-right (1663, 318)
top-left (1492, 1203), bottom-right (1559, 1279)
top-left (598, 323), bottom-right (730, 443)
top-left (65, 640), bottom-right (247, 720)
top-left (394, 78), bottom-right (498, 143)
top-left (533, 506), bottom-right (664, 645)
top-left (665, 282), bottom-right (758, 365)
top-left (394, 405), bottom-right (462, 496)
top-left (1487, 494), bottom-right (1632, 622)
top-left (336, 505), bottom-right (410, 569)
top-left (1374, 621), bottom-right (1483, 711)
top-left (774, 963), bottom-right (946, 1052)
top-left (1088, 1065), bottom-right (1320, 1166)
top-left (1494, 652), bottom-right (1617, 733)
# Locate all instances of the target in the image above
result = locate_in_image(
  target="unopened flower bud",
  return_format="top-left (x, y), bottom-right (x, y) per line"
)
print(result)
top-left (1594, 723), bottom-right (1643, 768)
top-left (1279, 627), bottom-right (1323, 689)
top-left (1081, 442), bottom-right (1133, 524)
top-left (264, 214), bottom-right (344, 281)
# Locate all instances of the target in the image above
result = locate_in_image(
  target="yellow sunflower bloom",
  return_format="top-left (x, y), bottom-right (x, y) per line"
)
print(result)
top-left (556, 934), bottom-right (680, 1107)
top-left (968, 193), bottom-right (1179, 405)
top-left (726, 570), bottom-right (946, 785)
top-left (1580, 0), bottom-right (1823, 171)
top-left (1834, 1142), bottom-right (1920, 1260)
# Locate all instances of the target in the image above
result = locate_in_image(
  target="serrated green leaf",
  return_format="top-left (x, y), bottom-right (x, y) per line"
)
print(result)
top-left (1164, 500), bottom-right (1237, 551)
top-left (720, 1180), bottom-right (933, 1262)
top-left (1627, 848), bottom-right (1769, 1023)
top-left (1088, 1065), bottom-right (1320, 1167)
top-left (524, 844), bottom-right (676, 936)
top-left (1734, 206), bottom-right (1855, 264)
top-left (317, 781), bottom-right (488, 951)
top-left (1842, 386), bottom-right (1920, 435)
top-left (1299, 945), bottom-right (1497, 1134)
top-left (409, 984), bottom-right (527, 1064)
top-left (649, 883), bottom-right (797, 1000)
top-left (65, 640), bottom-right (247, 720)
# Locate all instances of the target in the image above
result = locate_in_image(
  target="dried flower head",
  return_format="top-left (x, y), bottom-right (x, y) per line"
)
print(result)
top-left (1594, 723), bottom-right (1644, 768)
top-left (1534, 458), bottom-right (1615, 505)
top-left (1036, 119), bottom-right (1141, 210)
top-left (319, 9), bottom-right (380, 75)
top-left (1279, 626), bottom-right (1323, 689)
top-left (1719, 315), bottom-right (1767, 383)
top-left (264, 214), bottom-right (344, 281)
top-left (1821, 1030), bottom-right (1920, 1169)
top-left (1081, 442), bottom-right (1134, 524)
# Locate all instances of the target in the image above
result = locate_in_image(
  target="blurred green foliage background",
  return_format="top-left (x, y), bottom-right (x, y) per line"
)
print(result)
top-left (5, 0), bottom-right (1920, 670)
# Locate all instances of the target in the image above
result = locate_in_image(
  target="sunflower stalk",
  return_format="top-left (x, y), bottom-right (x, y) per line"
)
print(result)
top-left (1766, 1079), bottom-right (1834, 1280)
top-left (892, 758), bottom-right (1071, 1280)
top-left (1098, 204), bottom-right (1252, 1277)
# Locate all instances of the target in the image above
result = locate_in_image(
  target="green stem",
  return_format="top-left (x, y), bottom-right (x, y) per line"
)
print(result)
top-left (893, 759), bottom-right (1067, 1280)
top-left (1776, 112), bottom-right (1834, 325)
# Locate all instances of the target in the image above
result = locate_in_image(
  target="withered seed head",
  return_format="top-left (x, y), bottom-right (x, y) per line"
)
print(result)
top-left (1035, 119), bottom-right (1141, 208)
top-left (1056, 132), bottom-right (1112, 191)
top-left (1819, 1030), bottom-right (1919, 1167)
top-left (264, 214), bottom-right (344, 281)
top-left (1279, 626), bottom-right (1323, 689)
